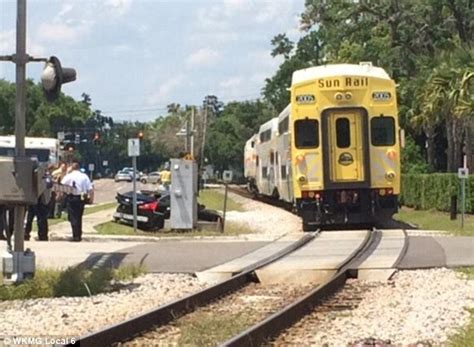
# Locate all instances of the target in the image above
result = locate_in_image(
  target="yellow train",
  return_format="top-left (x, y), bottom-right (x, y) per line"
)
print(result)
top-left (244, 63), bottom-right (401, 230)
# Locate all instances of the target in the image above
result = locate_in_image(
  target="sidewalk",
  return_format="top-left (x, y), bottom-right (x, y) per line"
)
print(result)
top-left (48, 208), bottom-right (115, 240)
top-left (46, 207), bottom-right (278, 243)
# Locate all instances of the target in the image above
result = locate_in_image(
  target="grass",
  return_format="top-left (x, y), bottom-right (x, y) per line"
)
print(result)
top-left (84, 202), bottom-right (118, 215)
top-left (0, 264), bottom-right (145, 300)
top-left (175, 310), bottom-right (254, 345)
top-left (448, 267), bottom-right (474, 346)
top-left (95, 191), bottom-right (249, 237)
top-left (95, 220), bottom-right (254, 237)
top-left (31, 202), bottom-right (118, 231)
top-left (198, 189), bottom-right (245, 212)
top-left (394, 207), bottom-right (474, 236)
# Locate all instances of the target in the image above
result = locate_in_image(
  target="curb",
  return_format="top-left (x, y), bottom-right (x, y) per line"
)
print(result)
top-left (47, 233), bottom-right (283, 243)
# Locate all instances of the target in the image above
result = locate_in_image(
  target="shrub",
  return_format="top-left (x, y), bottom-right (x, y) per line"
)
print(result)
top-left (401, 174), bottom-right (473, 213)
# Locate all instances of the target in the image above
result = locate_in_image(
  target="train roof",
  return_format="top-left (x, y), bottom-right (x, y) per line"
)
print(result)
top-left (258, 118), bottom-right (278, 133)
top-left (292, 63), bottom-right (391, 85)
top-left (277, 104), bottom-right (291, 120)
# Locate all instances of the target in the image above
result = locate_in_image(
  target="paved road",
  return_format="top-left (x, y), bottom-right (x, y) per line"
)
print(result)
top-left (92, 178), bottom-right (158, 204)
top-left (398, 236), bottom-right (474, 269)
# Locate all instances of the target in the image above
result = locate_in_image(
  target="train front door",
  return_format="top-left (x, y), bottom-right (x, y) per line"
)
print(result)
top-left (322, 109), bottom-right (369, 186)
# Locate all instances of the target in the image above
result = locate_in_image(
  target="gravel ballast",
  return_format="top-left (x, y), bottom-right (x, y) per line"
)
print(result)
top-left (275, 268), bottom-right (474, 346)
top-left (0, 273), bottom-right (206, 338)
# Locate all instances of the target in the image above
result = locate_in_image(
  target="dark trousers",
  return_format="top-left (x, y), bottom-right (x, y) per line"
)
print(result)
top-left (24, 203), bottom-right (49, 241)
top-left (67, 195), bottom-right (85, 240)
top-left (0, 206), bottom-right (14, 240)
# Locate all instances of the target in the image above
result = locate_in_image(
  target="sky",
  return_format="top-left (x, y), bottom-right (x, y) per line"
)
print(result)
top-left (0, 0), bottom-right (304, 121)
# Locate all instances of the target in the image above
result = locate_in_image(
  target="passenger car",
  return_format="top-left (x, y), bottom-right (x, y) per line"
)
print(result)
top-left (113, 191), bottom-right (221, 231)
top-left (114, 170), bottom-right (132, 182)
top-left (122, 167), bottom-right (142, 178)
top-left (140, 171), bottom-right (160, 184)
top-left (113, 191), bottom-right (168, 230)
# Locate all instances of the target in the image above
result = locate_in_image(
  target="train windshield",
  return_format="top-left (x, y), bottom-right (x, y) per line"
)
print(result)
top-left (371, 117), bottom-right (395, 146)
top-left (295, 119), bottom-right (319, 148)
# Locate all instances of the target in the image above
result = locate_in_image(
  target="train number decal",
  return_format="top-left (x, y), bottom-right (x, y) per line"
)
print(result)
top-left (296, 94), bottom-right (316, 104)
top-left (372, 91), bottom-right (391, 101)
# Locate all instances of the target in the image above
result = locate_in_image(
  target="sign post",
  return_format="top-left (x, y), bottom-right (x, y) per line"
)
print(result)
top-left (222, 170), bottom-right (233, 233)
top-left (88, 163), bottom-right (95, 182)
top-left (128, 138), bottom-right (140, 232)
top-left (458, 157), bottom-right (469, 229)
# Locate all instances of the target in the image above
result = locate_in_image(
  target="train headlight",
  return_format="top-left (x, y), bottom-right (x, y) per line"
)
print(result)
top-left (385, 171), bottom-right (396, 181)
top-left (295, 154), bottom-right (305, 163)
top-left (345, 92), bottom-right (352, 100)
top-left (298, 175), bottom-right (306, 183)
top-left (334, 92), bottom-right (344, 101)
top-left (386, 149), bottom-right (397, 160)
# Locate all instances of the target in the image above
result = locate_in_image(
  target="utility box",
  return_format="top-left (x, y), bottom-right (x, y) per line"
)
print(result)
top-left (2, 250), bottom-right (36, 282)
top-left (170, 159), bottom-right (197, 229)
top-left (0, 157), bottom-right (46, 205)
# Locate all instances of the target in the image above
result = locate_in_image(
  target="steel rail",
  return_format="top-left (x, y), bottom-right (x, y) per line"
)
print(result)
top-left (65, 231), bottom-right (319, 347)
top-left (221, 229), bottom-right (379, 347)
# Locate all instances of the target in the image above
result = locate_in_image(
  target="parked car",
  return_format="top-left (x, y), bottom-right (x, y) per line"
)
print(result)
top-left (114, 170), bottom-right (132, 182)
top-left (122, 167), bottom-right (142, 178)
top-left (141, 171), bottom-right (160, 184)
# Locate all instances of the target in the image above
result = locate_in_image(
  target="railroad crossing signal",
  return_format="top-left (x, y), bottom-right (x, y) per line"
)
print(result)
top-left (41, 56), bottom-right (77, 102)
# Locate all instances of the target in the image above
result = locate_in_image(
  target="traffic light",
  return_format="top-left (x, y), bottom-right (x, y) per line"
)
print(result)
top-left (138, 131), bottom-right (144, 139)
top-left (41, 56), bottom-right (77, 102)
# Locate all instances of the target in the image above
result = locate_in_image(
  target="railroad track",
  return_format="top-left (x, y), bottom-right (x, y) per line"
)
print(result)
top-left (65, 228), bottom-right (377, 346)
top-left (65, 231), bottom-right (319, 347)
top-left (221, 228), bottom-right (378, 346)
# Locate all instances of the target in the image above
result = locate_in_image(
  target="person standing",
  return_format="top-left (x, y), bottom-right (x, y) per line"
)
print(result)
top-left (61, 160), bottom-right (94, 242)
top-left (24, 197), bottom-right (49, 241)
top-left (51, 161), bottom-right (67, 218)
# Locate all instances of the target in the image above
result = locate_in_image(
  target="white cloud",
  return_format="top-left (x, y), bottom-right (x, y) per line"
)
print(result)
top-left (37, 22), bottom-right (89, 43)
top-left (219, 77), bottom-right (243, 89)
top-left (0, 30), bottom-right (15, 53)
top-left (105, 0), bottom-right (134, 16)
top-left (0, 29), bottom-right (45, 56)
top-left (186, 48), bottom-right (220, 67)
top-left (147, 73), bottom-right (185, 105)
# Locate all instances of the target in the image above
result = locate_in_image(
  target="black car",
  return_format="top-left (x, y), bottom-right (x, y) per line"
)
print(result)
top-left (113, 191), bottom-right (168, 230)
top-left (113, 190), bottom-right (221, 231)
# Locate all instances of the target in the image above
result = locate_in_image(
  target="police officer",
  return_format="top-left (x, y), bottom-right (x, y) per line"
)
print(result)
top-left (24, 196), bottom-right (50, 241)
top-left (61, 160), bottom-right (94, 242)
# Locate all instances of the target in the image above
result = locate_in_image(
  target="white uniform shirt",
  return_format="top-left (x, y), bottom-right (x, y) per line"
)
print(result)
top-left (61, 170), bottom-right (93, 195)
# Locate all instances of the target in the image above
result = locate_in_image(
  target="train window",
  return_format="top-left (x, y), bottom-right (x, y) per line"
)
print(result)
top-left (336, 118), bottom-right (350, 148)
top-left (294, 119), bottom-right (319, 148)
top-left (262, 166), bottom-right (268, 178)
top-left (278, 117), bottom-right (289, 134)
top-left (256, 156), bottom-right (259, 166)
top-left (270, 152), bottom-right (274, 164)
top-left (281, 165), bottom-right (287, 179)
top-left (259, 129), bottom-right (272, 143)
top-left (371, 117), bottom-right (395, 146)
top-left (251, 141), bottom-right (255, 148)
